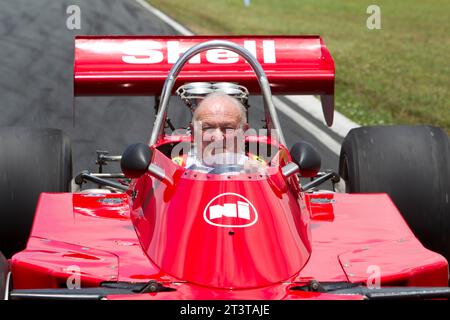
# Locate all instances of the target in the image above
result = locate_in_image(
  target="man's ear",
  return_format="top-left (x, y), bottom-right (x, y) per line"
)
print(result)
top-left (242, 123), bottom-right (249, 132)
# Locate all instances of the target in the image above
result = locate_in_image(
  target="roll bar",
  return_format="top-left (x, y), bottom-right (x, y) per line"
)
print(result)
top-left (148, 40), bottom-right (286, 147)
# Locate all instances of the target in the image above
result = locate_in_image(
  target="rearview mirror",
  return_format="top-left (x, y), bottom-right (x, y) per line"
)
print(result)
top-left (121, 143), bottom-right (152, 178)
top-left (290, 141), bottom-right (321, 177)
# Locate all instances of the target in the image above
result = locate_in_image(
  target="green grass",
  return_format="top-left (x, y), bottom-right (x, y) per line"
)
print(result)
top-left (148, 0), bottom-right (450, 132)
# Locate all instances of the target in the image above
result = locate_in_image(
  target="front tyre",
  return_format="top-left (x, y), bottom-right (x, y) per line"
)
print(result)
top-left (339, 125), bottom-right (450, 262)
top-left (0, 127), bottom-right (72, 258)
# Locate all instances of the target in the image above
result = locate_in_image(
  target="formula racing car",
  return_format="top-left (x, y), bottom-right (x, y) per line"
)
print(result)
top-left (0, 36), bottom-right (449, 300)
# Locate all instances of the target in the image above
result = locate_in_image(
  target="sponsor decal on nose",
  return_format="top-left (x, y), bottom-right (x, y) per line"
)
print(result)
top-left (204, 193), bottom-right (258, 228)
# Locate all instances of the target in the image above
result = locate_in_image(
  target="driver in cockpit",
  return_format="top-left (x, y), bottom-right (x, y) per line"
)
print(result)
top-left (172, 92), bottom-right (264, 173)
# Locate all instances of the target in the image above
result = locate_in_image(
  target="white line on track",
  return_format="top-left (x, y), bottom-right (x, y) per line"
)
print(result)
top-left (273, 97), bottom-right (342, 155)
top-left (135, 0), bottom-right (194, 35)
top-left (135, 0), bottom-right (360, 155)
top-left (285, 95), bottom-right (360, 138)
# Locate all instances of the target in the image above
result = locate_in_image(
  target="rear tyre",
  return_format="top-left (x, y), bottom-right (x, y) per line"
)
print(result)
top-left (339, 125), bottom-right (450, 262)
top-left (0, 251), bottom-right (8, 299)
top-left (0, 127), bottom-right (72, 258)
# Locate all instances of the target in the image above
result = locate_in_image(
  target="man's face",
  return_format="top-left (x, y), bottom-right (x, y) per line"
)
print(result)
top-left (193, 99), bottom-right (247, 161)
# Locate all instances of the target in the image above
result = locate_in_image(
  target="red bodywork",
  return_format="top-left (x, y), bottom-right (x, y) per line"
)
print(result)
top-left (10, 36), bottom-right (448, 299)
top-left (11, 136), bottom-right (448, 299)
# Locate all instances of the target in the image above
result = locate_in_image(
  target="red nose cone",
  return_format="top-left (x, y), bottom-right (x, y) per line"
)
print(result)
top-left (133, 151), bottom-right (311, 289)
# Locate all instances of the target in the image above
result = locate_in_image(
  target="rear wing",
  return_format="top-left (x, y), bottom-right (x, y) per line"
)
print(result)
top-left (74, 35), bottom-right (335, 125)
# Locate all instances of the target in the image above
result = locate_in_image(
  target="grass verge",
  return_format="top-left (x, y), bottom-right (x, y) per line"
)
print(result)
top-left (148, 0), bottom-right (450, 132)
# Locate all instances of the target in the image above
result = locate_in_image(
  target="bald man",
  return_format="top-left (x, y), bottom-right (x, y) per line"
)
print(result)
top-left (184, 92), bottom-right (252, 173)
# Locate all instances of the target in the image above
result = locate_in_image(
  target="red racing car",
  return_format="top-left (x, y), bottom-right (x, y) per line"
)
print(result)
top-left (0, 36), bottom-right (449, 300)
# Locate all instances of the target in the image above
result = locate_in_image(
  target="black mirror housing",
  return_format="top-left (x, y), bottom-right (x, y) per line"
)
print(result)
top-left (290, 141), bottom-right (321, 178)
top-left (121, 143), bottom-right (152, 178)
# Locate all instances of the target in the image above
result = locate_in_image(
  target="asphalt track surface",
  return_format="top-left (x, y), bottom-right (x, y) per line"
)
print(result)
top-left (0, 0), bottom-right (341, 187)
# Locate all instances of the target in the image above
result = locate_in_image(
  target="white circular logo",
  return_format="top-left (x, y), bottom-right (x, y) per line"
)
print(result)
top-left (203, 193), bottom-right (258, 228)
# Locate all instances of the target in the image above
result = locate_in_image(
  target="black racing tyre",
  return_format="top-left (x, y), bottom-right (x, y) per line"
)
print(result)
top-left (0, 251), bottom-right (8, 299)
top-left (339, 125), bottom-right (450, 262)
top-left (0, 127), bottom-right (72, 258)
